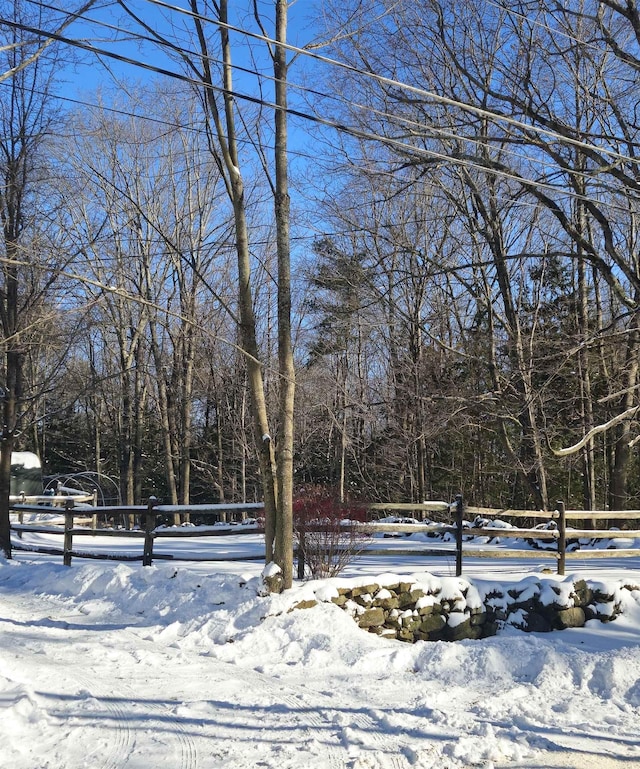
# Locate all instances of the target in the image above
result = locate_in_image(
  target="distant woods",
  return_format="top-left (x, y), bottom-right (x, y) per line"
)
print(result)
top-left (4, 0), bottom-right (640, 512)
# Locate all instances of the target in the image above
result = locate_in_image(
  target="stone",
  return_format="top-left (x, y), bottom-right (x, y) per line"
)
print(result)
top-left (263, 570), bottom-right (283, 594)
top-left (585, 602), bottom-right (617, 622)
top-left (353, 594), bottom-right (373, 606)
top-left (572, 579), bottom-right (593, 608)
top-left (330, 595), bottom-right (348, 607)
top-left (373, 595), bottom-right (400, 610)
top-left (592, 588), bottom-right (615, 603)
top-left (397, 591), bottom-right (415, 609)
top-left (351, 584), bottom-right (380, 598)
top-left (481, 621), bottom-right (499, 638)
top-left (397, 589), bottom-right (425, 608)
top-left (401, 616), bottom-right (422, 632)
top-left (511, 597), bottom-right (537, 613)
top-left (470, 611), bottom-right (487, 627)
top-left (357, 607), bottom-right (386, 628)
top-left (445, 615), bottom-right (473, 640)
top-left (290, 599), bottom-right (317, 611)
top-left (524, 611), bottom-right (553, 633)
top-left (335, 574), bottom-right (622, 644)
top-left (369, 626), bottom-right (398, 638)
top-left (447, 622), bottom-right (483, 641)
top-left (554, 607), bottom-right (585, 629)
top-left (419, 614), bottom-right (446, 634)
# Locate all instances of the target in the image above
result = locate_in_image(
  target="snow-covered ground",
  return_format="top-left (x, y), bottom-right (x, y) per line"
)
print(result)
top-left (2, 528), bottom-right (640, 769)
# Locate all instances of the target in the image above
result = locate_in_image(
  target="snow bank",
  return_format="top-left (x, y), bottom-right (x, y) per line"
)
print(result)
top-left (2, 558), bottom-right (640, 768)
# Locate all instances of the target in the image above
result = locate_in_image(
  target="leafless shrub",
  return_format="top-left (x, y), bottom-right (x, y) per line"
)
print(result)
top-left (294, 487), bottom-right (372, 579)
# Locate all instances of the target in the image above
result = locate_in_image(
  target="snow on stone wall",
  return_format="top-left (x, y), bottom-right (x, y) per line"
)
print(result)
top-left (292, 574), bottom-right (638, 642)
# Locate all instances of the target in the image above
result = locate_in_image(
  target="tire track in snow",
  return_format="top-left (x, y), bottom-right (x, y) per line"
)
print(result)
top-left (291, 683), bottom-right (462, 769)
top-left (0, 584), bottom-right (446, 769)
top-left (170, 655), bottom-right (346, 769)
top-left (114, 624), bottom-right (346, 769)
top-left (258, 676), bottom-right (409, 769)
top-left (60, 671), bottom-right (137, 769)
top-left (68, 629), bottom-right (200, 769)
top-left (339, 707), bottom-right (411, 769)
top-left (262, 682), bottom-right (345, 769)
top-left (0, 601), bottom-right (138, 769)
top-left (0, 594), bottom-right (199, 769)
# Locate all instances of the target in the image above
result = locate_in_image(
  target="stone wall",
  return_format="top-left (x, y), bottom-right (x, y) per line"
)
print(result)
top-left (293, 575), bottom-right (637, 642)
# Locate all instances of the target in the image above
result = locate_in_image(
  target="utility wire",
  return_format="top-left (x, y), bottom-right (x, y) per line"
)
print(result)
top-left (2, 11), bottom-right (637, 218)
top-left (484, 0), bottom-right (611, 54)
top-left (137, 0), bottom-right (640, 166)
top-left (4, 56), bottom-right (616, 204)
top-left (5, 0), bottom-right (640, 229)
top-left (9, 77), bottom-right (559, 226)
top-left (21, 0), bottom-right (640, 167)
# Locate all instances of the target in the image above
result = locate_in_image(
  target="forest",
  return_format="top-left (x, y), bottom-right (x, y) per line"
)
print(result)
top-left (2, 0), bottom-right (640, 518)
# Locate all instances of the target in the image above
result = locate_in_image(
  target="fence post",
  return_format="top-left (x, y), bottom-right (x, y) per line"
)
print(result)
top-left (91, 490), bottom-right (98, 533)
top-left (63, 499), bottom-right (74, 567)
top-left (17, 492), bottom-right (24, 539)
top-left (297, 527), bottom-right (306, 580)
top-left (143, 496), bottom-right (157, 566)
top-left (455, 494), bottom-right (464, 577)
top-left (557, 500), bottom-right (566, 576)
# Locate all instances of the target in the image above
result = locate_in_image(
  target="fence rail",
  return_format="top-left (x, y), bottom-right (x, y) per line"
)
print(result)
top-left (9, 496), bottom-right (640, 575)
top-left (11, 499), bottom-right (266, 566)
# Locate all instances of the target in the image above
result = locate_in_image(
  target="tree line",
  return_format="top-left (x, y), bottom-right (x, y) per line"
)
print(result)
top-left (1, 0), bottom-right (640, 570)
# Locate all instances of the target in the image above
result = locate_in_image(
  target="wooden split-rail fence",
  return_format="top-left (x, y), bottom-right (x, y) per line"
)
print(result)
top-left (10, 496), bottom-right (265, 567)
top-left (364, 497), bottom-right (640, 576)
top-left (9, 495), bottom-right (640, 575)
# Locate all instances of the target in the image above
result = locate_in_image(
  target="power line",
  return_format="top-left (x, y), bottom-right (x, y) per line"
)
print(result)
top-left (21, 0), bottom-right (640, 169)
top-left (0, 81), bottom-right (564, 226)
top-left (4, 4), bottom-right (640, 217)
top-left (137, 0), bottom-right (640, 166)
top-left (484, 0), bottom-right (610, 55)
top-left (0, 33), bottom-right (596, 195)
top-left (30, 0), bottom-right (551, 177)
top-left (5, 66), bottom-right (615, 210)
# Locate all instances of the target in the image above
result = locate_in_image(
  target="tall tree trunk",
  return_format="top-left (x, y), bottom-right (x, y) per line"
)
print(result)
top-left (480, 177), bottom-right (548, 510)
top-left (273, 0), bottom-right (295, 587)
top-left (609, 309), bottom-right (640, 510)
top-left (0, 227), bottom-right (21, 555)
top-left (576, 208), bottom-right (597, 512)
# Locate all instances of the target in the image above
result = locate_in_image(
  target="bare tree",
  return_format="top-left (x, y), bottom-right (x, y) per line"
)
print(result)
top-left (0, 1), bottom-right (91, 556)
top-left (313, 0), bottom-right (640, 508)
top-left (63, 86), bottom-right (237, 510)
top-left (109, 0), bottom-right (296, 584)
top-left (0, 0), bottom-right (98, 83)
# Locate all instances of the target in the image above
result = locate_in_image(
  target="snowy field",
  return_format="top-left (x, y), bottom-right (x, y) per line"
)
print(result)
top-left (2, 527), bottom-right (640, 769)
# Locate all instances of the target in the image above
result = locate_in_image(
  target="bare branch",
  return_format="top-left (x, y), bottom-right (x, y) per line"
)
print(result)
top-left (0, 2), bottom-right (99, 83)
top-left (550, 406), bottom-right (640, 458)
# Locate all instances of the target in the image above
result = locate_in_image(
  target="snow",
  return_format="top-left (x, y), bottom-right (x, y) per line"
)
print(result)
top-left (10, 451), bottom-right (41, 469)
top-left (262, 561), bottom-right (282, 578)
top-left (2, 540), bottom-right (640, 768)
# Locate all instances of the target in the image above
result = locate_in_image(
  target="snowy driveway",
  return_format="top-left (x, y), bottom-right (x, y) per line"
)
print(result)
top-left (1, 557), bottom-right (640, 768)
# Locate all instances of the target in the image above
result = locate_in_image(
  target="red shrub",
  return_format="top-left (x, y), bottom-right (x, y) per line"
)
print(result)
top-left (293, 487), bottom-right (371, 579)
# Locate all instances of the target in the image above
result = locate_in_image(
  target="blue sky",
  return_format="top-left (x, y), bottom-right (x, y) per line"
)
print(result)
top-left (63, 1), bottom-right (321, 106)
